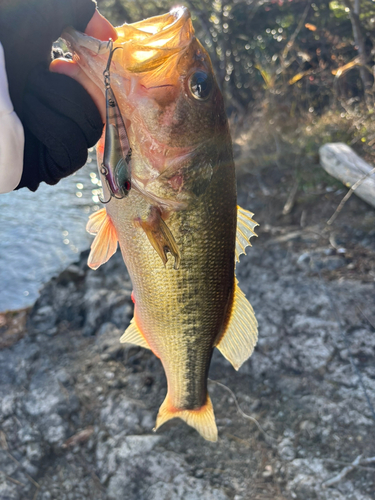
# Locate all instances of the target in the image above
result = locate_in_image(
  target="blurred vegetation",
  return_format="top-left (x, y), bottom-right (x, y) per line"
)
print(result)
top-left (97, 0), bottom-right (375, 172)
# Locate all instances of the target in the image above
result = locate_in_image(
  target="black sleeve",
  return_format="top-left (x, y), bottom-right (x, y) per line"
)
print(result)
top-left (0, 0), bottom-right (102, 191)
top-left (16, 68), bottom-right (103, 191)
top-left (0, 0), bottom-right (97, 119)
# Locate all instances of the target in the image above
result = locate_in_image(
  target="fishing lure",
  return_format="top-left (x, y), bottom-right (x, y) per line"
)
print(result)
top-left (100, 40), bottom-right (132, 203)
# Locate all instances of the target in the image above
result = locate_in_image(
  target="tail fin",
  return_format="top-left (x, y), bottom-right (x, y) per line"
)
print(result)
top-left (154, 394), bottom-right (218, 442)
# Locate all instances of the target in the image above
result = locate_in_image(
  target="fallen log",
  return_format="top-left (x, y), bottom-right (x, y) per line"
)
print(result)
top-left (319, 142), bottom-right (375, 209)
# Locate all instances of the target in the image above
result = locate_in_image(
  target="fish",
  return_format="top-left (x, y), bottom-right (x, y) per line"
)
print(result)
top-left (63, 7), bottom-right (258, 442)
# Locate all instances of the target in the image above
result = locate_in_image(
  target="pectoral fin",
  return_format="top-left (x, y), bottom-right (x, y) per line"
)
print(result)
top-left (215, 280), bottom-right (258, 370)
top-left (236, 206), bottom-right (258, 264)
top-left (86, 207), bottom-right (107, 234)
top-left (138, 207), bottom-right (181, 270)
top-left (120, 318), bottom-right (150, 349)
top-left (86, 209), bottom-right (118, 270)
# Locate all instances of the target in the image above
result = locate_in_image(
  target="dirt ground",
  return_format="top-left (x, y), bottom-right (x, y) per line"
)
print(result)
top-left (0, 158), bottom-right (374, 500)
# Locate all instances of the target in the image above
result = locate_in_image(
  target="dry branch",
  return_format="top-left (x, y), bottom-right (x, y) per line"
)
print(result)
top-left (282, 180), bottom-right (299, 215)
top-left (208, 379), bottom-right (276, 443)
top-left (327, 165), bottom-right (375, 225)
top-left (322, 455), bottom-right (375, 488)
top-left (319, 143), bottom-right (375, 217)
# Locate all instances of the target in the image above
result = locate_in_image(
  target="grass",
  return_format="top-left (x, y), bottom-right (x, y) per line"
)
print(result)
top-left (233, 97), bottom-right (375, 196)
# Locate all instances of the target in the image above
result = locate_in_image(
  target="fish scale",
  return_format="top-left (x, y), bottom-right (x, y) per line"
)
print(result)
top-left (107, 157), bottom-right (236, 414)
top-left (66, 7), bottom-right (259, 441)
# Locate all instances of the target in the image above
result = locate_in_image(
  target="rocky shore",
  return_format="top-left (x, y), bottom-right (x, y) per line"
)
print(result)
top-left (1, 168), bottom-right (374, 500)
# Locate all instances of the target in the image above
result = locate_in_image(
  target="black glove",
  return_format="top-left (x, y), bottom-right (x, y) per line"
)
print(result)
top-left (19, 67), bottom-right (103, 190)
top-left (0, 0), bottom-right (97, 118)
top-left (0, 0), bottom-right (103, 191)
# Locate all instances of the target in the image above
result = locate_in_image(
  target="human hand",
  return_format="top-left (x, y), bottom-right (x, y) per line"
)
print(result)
top-left (50, 10), bottom-right (117, 122)
top-left (0, 0), bottom-right (116, 190)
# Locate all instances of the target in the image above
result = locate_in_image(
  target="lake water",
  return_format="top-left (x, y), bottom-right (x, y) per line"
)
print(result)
top-left (0, 150), bottom-right (101, 312)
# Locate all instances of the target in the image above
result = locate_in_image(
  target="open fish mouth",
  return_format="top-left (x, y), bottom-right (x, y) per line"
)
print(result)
top-left (63, 7), bottom-right (218, 210)
top-left (115, 7), bottom-right (195, 73)
top-left (63, 7), bottom-right (195, 77)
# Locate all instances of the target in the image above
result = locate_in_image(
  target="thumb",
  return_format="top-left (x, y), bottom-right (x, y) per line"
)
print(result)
top-left (85, 10), bottom-right (118, 41)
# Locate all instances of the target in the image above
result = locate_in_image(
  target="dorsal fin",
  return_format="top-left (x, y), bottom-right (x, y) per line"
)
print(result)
top-left (120, 318), bottom-right (150, 349)
top-left (236, 206), bottom-right (258, 264)
top-left (86, 209), bottom-right (118, 270)
top-left (215, 279), bottom-right (258, 370)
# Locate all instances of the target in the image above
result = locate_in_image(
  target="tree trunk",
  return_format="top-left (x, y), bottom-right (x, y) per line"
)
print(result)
top-left (342, 0), bottom-right (372, 95)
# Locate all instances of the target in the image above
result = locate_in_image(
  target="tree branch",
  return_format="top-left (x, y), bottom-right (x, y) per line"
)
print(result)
top-left (342, 0), bottom-right (372, 93)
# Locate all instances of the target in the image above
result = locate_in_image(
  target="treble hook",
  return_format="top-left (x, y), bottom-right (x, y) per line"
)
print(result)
top-left (99, 39), bottom-right (132, 204)
top-left (103, 40), bottom-right (123, 88)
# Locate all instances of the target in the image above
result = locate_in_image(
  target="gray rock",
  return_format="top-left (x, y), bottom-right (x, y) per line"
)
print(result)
top-left (31, 305), bottom-right (57, 333)
top-left (26, 442), bottom-right (44, 463)
top-left (59, 265), bottom-right (85, 284)
top-left (1, 196), bottom-right (374, 500)
top-left (18, 424), bottom-right (41, 444)
top-left (95, 322), bottom-right (122, 352)
top-left (0, 482), bottom-right (20, 500)
top-left (23, 372), bottom-right (67, 417)
top-left (41, 413), bottom-right (68, 445)
top-left (116, 435), bottom-right (161, 459)
top-left (145, 473), bottom-right (230, 500)
top-left (278, 437), bottom-right (296, 461)
top-left (0, 394), bottom-right (16, 419)
top-left (99, 396), bottom-right (142, 434)
top-left (107, 451), bottom-right (230, 500)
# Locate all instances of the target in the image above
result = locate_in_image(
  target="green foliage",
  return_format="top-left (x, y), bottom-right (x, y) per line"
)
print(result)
top-left (96, 0), bottom-right (375, 183)
top-left (329, 1), bottom-right (348, 19)
top-left (97, 0), bottom-right (375, 118)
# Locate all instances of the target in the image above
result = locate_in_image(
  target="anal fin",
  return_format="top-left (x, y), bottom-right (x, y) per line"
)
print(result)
top-left (138, 206), bottom-right (180, 270)
top-left (215, 280), bottom-right (258, 370)
top-left (86, 209), bottom-right (118, 270)
top-left (120, 318), bottom-right (150, 350)
top-left (154, 394), bottom-right (217, 442)
top-left (236, 205), bottom-right (258, 263)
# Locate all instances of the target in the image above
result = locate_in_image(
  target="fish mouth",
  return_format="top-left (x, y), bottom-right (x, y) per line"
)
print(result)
top-left (63, 6), bottom-right (196, 105)
top-left (117, 7), bottom-right (194, 72)
top-left (63, 7), bottom-right (194, 73)
top-left (63, 8), bottom-right (204, 211)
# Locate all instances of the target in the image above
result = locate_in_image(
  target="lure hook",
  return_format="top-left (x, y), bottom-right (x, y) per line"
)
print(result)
top-left (98, 165), bottom-right (112, 204)
top-left (99, 38), bottom-right (132, 204)
top-left (103, 40), bottom-right (123, 88)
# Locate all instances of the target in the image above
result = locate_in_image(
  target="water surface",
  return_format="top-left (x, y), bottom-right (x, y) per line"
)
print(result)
top-left (0, 151), bottom-right (101, 312)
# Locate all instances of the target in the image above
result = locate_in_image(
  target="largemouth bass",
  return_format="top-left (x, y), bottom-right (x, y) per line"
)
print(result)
top-left (64, 7), bottom-right (258, 442)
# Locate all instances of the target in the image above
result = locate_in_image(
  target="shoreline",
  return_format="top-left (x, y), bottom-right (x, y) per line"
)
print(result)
top-left (1, 170), bottom-right (374, 499)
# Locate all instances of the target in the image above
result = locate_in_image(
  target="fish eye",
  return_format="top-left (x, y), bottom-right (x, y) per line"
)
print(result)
top-left (189, 71), bottom-right (212, 101)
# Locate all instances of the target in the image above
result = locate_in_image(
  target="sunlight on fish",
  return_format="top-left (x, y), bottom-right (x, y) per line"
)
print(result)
top-left (63, 6), bottom-right (258, 442)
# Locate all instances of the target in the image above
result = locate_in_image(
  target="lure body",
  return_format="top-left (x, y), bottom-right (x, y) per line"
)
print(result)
top-left (101, 45), bottom-right (131, 201)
